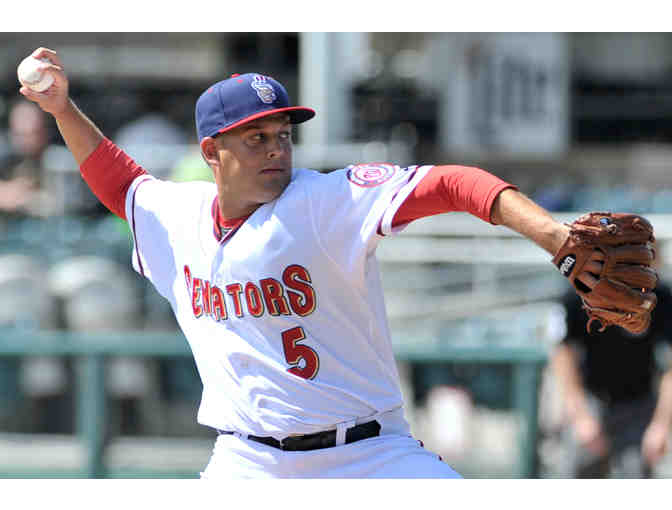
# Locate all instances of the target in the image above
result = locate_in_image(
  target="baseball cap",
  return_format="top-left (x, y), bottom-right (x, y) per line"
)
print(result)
top-left (195, 73), bottom-right (315, 141)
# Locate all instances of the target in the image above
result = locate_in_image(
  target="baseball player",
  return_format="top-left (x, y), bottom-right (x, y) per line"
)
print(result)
top-left (19, 47), bottom-right (652, 478)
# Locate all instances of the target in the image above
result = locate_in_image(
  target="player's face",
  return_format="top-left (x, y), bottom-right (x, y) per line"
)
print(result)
top-left (213, 114), bottom-right (293, 217)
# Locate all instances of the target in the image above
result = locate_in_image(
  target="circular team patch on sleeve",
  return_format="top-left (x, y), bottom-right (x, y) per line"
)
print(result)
top-left (346, 163), bottom-right (397, 187)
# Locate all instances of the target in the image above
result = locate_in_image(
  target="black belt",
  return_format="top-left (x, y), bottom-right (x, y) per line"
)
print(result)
top-left (218, 420), bottom-right (381, 451)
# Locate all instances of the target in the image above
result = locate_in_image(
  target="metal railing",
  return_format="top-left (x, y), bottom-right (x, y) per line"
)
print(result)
top-left (0, 328), bottom-right (547, 478)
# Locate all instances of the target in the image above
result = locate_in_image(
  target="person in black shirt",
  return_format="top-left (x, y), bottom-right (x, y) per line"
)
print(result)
top-left (551, 275), bottom-right (672, 478)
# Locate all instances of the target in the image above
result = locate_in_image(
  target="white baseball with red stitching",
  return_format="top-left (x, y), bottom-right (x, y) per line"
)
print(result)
top-left (17, 56), bottom-right (54, 92)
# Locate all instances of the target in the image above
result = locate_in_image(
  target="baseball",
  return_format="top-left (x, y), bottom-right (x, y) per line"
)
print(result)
top-left (17, 55), bottom-right (54, 92)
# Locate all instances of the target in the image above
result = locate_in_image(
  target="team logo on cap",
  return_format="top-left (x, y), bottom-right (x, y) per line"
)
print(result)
top-left (347, 163), bottom-right (397, 187)
top-left (251, 75), bottom-right (277, 104)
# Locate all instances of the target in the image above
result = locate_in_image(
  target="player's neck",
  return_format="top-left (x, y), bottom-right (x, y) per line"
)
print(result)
top-left (217, 196), bottom-right (261, 222)
top-left (216, 197), bottom-right (257, 225)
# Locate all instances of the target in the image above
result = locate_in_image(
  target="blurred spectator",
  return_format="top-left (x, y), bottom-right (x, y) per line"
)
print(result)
top-left (0, 100), bottom-right (69, 433)
top-left (551, 271), bottom-right (672, 478)
top-left (0, 100), bottom-right (49, 217)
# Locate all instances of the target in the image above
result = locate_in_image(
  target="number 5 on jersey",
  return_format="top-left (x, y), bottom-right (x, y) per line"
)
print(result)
top-left (281, 326), bottom-right (320, 380)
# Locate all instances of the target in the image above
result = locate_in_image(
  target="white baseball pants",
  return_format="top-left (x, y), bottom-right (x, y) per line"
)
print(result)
top-left (200, 409), bottom-right (461, 479)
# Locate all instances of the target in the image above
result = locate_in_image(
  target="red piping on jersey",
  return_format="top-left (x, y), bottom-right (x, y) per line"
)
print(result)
top-left (377, 167), bottom-right (418, 235)
top-left (130, 177), bottom-right (152, 277)
top-left (210, 196), bottom-right (251, 243)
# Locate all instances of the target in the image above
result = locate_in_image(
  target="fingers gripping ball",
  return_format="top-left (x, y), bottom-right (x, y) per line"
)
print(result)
top-left (553, 212), bottom-right (658, 334)
top-left (17, 55), bottom-right (54, 92)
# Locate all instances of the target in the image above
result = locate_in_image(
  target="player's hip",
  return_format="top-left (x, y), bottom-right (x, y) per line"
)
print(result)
top-left (201, 428), bottom-right (459, 478)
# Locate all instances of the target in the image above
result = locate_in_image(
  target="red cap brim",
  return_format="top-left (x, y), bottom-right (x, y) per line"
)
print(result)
top-left (216, 106), bottom-right (316, 135)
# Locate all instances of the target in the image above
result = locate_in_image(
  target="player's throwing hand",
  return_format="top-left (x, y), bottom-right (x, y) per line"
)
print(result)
top-left (19, 48), bottom-right (69, 116)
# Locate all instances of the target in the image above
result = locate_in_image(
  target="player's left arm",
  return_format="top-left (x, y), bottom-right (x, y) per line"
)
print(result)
top-left (490, 188), bottom-right (570, 255)
top-left (390, 165), bottom-right (607, 287)
top-left (392, 165), bottom-right (569, 256)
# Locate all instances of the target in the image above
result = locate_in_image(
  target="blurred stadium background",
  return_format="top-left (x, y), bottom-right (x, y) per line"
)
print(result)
top-left (0, 32), bottom-right (671, 478)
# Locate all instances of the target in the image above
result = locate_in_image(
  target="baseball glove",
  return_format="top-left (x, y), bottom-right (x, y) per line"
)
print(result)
top-left (552, 211), bottom-right (658, 334)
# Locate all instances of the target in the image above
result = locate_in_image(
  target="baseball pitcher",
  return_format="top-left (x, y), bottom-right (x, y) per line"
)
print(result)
top-left (19, 47), bottom-right (657, 478)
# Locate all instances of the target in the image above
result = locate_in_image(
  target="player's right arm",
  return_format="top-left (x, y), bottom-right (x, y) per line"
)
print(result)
top-left (19, 48), bottom-right (104, 165)
top-left (19, 47), bottom-right (147, 221)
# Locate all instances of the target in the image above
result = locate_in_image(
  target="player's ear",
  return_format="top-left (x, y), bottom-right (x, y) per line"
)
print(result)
top-left (200, 136), bottom-right (220, 167)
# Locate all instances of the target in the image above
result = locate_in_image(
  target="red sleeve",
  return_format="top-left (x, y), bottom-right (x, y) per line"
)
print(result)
top-left (79, 138), bottom-right (148, 220)
top-left (392, 165), bottom-right (517, 227)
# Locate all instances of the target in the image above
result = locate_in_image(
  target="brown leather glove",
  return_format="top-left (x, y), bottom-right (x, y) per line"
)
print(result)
top-left (553, 212), bottom-right (658, 334)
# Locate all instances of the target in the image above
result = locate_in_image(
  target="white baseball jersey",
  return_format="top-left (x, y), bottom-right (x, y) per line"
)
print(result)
top-left (125, 163), bottom-right (433, 438)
